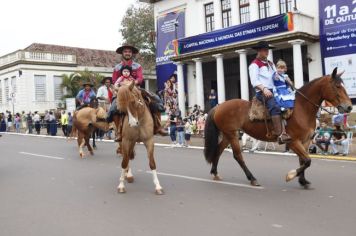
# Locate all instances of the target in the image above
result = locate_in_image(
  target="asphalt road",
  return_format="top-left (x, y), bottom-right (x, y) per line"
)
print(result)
top-left (1, 134), bottom-right (356, 236)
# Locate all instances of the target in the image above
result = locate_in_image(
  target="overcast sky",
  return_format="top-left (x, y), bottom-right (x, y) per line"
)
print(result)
top-left (0, 0), bottom-right (140, 56)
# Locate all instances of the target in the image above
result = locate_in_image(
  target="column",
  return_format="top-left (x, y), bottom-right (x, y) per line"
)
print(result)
top-left (176, 62), bottom-right (186, 117)
top-left (230, 0), bottom-right (240, 25)
top-left (214, 0), bottom-right (223, 29)
top-left (236, 50), bottom-right (249, 101)
top-left (145, 79), bottom-right (150, 91)
top-left (250, 0), bottom-right (260, 21)
top-left (267, 49), bottom-right (274, 62)
top-left (213, 54), bottom-right (226, 104)
top-left (289, 39), bottom-right (305, 89)
top-left (193, 58), bottom-right (205, 110)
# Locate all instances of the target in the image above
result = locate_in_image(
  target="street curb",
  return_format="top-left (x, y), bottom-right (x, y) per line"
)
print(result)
top-left (1, 132), bottom-right (355, 161)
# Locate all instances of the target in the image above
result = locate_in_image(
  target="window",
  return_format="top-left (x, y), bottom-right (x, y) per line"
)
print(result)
top-left (259, 0), bottom-right (270, 19)
top-left (34, 75), bottom-right (46, 102)
top-left (239, 0), bottom-right (250, 24)
top-left (280, 0), bottom-right (294, 14)
top-left (53, 75), bottom-right (63, 101)
top-left (205, 2), bottom-right (215, 32)
top-left (4, 78), bottom-right (9, 103)
top-left (0, 80), bottom-right (2, 104)
top-left (11, 76), bottom-right (16, 94)
top-left (222, 0), bottom-right (232, 28)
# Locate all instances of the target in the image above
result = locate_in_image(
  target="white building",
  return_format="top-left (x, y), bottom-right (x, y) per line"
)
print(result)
top-left (0, 43), bottom-right (157, 113)
top-left (143, 0), bottom-right (355, 116)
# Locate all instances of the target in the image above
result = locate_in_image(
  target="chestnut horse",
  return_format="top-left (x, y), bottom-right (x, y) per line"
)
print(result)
top-left (71, 106), bottom-right (109, 158)
top-left (116, 81), bottom-right (163, 195)
top-left (204, 68), bottom-right (352, 187)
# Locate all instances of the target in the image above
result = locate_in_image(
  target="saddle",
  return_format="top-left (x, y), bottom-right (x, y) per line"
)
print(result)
top-left (248, 97), bottom-right (293, 121)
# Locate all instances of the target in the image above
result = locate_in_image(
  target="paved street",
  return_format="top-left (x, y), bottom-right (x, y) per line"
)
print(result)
top-left (1, 134), bottom-right (356, 236)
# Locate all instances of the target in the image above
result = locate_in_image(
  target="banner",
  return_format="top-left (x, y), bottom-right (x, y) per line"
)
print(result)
top-left (320, 0), bottom-right (356, 98)
top-left (156, 10), bottom-right (185, 90)
top-left (177, 13), bottom-right (293, 55)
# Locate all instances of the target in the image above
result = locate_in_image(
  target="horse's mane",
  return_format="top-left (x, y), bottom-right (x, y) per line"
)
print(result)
top-left (117, 85), bottom-right (141, 112)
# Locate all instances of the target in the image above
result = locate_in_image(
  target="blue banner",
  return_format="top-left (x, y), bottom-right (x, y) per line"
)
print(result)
top-left (156, 10), bottom-right (185, 91)
top-left (177, 13), bottom-right (293, 55)
top-left (320, 0), bottom-right (356, 98)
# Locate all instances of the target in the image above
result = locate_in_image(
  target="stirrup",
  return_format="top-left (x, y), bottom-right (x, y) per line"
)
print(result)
top-left (278, 132), bottom-right (292, 144)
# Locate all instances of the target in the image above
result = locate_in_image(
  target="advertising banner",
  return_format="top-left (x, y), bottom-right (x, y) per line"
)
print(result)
top-left (320, 0), bottom-right (356, 98)
top-left (156, 10), bottom-right (185, 90)
top-left (176, 13), bottom-right (293, 55)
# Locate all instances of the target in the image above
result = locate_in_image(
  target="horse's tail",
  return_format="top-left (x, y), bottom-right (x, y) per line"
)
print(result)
top-left (204, 108), bottom-right (220, 164)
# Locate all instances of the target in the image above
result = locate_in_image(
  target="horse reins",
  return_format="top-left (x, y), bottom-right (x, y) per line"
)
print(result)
top-left (286, 80), bottom-right (338, 115)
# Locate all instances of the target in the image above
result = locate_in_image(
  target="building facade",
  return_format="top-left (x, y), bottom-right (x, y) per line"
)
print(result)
top-left (0, 43), bottom-right (157, 113)
top-left (144, 0), bottom-right (355, 116)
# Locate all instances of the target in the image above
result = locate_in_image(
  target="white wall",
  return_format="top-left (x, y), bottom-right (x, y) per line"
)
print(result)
top-left (307, 42), bottom-right (323, 81)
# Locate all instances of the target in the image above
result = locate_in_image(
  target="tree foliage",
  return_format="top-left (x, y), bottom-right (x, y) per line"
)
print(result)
top-left (120, 3), bottom-right (155, 68)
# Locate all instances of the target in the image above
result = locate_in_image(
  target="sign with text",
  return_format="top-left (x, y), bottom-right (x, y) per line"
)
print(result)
top-left (320, 0), bottom-right (356, 98)
top-left (176, 13), bottom-right (293, 55)
top-left (156, 10), bottom-right (185, 90)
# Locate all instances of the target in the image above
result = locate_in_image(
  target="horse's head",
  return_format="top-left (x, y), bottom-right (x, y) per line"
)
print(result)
top-left (321, 67), bottom-right (352, 114)
top-left (117, 81), bottom-right (145, 127)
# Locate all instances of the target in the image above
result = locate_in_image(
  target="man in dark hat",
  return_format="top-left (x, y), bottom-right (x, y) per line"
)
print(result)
top-left (97, 77), bottom-right (114, 110)
top-left (249, 41), bottom-right (291, 143)
top-left (112, 44), bottom-right (143, 85)
top-left (76, 81), bottom-right (96, 109)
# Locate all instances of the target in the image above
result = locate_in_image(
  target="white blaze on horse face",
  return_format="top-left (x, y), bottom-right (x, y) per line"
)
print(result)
top-left (127, 107), bottom-right (138, 127)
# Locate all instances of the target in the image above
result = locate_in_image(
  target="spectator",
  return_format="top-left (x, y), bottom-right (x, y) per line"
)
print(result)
top-left (330, 124), bottom-right (349, 156)
top-left (21, 111), bottom-right (27, 131)
top-left (44, 110), bottom-right (50, 135)
top-left (7, 111), bottom-right (13, 132)
top-left (67, 112), bottom-right (73, 138)
top-left (196, 114), bottom-right (205, 136)
top-left (60, 111), bottom-right (68, 136)
top-left (176, 117), bottom-right (185, 147)
top-left (14, 113), bottom-right (21, 133)
top-left (208, 89), bottom-right (218, 108)
top-left (49, 111), bottom-right (57, 136)
top-left (0, 113), bottom-right (6, 132)
top-left (314, 122), bottom-right (332, 154)
top-left (168, 108), bottom-right (178, 146)
top-left (27, 112), bottom-right (33, 134)
top-left (33, 111), bottom-right (41, 135)
top-left (184, 118), bottom-right (193, 147)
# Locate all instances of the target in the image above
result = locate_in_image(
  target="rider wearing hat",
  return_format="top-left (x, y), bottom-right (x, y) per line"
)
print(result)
top-left (97, 77), bottom-right (114, 111)
top-left (249, 41), bottom-right (291, 143)
top-left (76, 80), bottom-right (96, 109)
top-left (109, 44), bottom-right (167, 144)
top-left (112, 44), bottom-right (143, 85)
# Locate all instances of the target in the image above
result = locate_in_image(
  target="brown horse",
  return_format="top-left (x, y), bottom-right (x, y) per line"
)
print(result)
top-left (204, 68), bottom-right (352, 187)
top-left (71, 106), bottom-right (109, 158)
top-left (116, 81), bottom-right (163, 195)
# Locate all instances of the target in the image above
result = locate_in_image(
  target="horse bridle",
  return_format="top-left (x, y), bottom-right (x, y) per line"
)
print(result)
top-left (287, 79), bottom-right (340, 115)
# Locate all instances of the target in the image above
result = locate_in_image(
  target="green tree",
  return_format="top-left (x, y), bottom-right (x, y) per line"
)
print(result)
top-left (120, 2), bottom-right (155, 69)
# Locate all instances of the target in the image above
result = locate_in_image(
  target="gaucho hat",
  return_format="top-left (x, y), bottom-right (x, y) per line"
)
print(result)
top-left (101, 76), bottom-right (112, 84)
top-left (252, 41), bottom-right (275, 50)
top-left (116, 44), bottom-right (139, 54)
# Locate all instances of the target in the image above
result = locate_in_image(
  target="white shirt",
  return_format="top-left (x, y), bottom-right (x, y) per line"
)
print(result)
top-left (33, 114), bottom-right (41, 122)
top-left (97, 85), bottom-right (110, 100)
top-left (249, 58), bottom-right (276, 92)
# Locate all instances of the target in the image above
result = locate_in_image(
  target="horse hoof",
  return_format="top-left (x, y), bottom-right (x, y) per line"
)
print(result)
top-left (80, 153), bottom-right (85, 158)
top-left (117, 187), bottom-right (126, 193)
top-left (213, 175), bottom-right (222, 181)
top-left (286, 169), bottom-right (297, 182)
top-left (90, 151), bottom-right (94, 156)
top-left (126, 176), bottom-right (134, 183)
top-left (155, 189), bottom-right (164, 195)
top-left (298, 178), bottom-right (311, 188)
top-left (93, 146), bottom-right (97, 150)
top-left (251, 180), bottom-right (261, 186)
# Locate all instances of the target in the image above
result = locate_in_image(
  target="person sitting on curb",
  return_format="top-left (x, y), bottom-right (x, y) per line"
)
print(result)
top-left (330, 123), bottom-right (349, 156)
top-left (314, 121), bottom-right (332, 155)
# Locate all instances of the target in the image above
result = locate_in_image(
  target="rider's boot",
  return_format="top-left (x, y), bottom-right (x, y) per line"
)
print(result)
top-left (271, 115), bottom-right (291, 144)
top-left (152, 111), bottom-right (168, 136)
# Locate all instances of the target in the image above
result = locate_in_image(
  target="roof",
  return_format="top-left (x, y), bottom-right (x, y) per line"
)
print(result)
top-left (24, 43), bottom-right (119, 68)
